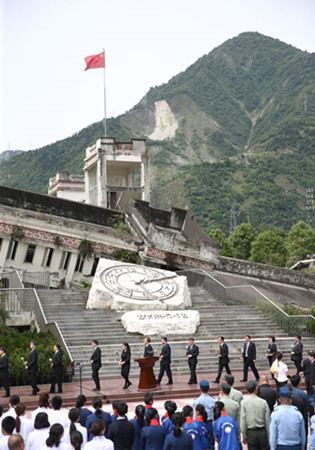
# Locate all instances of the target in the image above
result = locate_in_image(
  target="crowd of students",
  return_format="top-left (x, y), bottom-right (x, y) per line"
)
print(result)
top-left (0, 372), bottom-right (315, 450)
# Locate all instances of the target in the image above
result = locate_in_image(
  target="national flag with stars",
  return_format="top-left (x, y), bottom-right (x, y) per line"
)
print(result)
top-left (84, 52), bottom-right (105, 71)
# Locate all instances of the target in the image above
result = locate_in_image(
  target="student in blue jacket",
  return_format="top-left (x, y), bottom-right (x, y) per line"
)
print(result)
top-left (85, 397), bottom-right (111, 440)
top-left (163, 412), bottom-right (193, 450)
top-left (194, 404), bottom-right (213, 450)
top-left (141, 407), bottom-right (166, 450)
top-left (130, 404), bottom-right (146, 450)
top-left (162, 401), bottom-right (177, 435)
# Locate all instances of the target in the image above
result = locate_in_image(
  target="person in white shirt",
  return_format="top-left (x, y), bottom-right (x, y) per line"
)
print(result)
top-left (8, 434), bottom-right (25, 449)
top-left (0, 416), bottom-right (16, 450)
top-left (271, 351), bottom-right (289, 389)
top-left (85, 420), bottom-right (114, 450)
top-left (49, 396), bottom-right (70, 429)
top-left (41, 424), bottom-right (68, 450)
top-left (63, 408), bottom-right (87, 446)
top-left (26, 412), bottom-right (50, 450)
top-left (70, 431), bottom-right (83, 450)
top-left (31, 392), bottom-right (52, 422)
top-left (14, 403), bottom-right (34, 447)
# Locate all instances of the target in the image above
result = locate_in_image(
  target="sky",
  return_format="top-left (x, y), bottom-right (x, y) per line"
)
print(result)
top-left (1, 0), bottom-right (315, 152)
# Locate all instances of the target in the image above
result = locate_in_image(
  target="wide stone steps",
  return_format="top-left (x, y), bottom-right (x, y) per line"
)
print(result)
top-left (36, 286), bottom-right (313, 380)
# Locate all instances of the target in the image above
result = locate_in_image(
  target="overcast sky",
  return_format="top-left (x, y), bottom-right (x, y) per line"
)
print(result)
top-left (1, 0), bottom-right (315, 152)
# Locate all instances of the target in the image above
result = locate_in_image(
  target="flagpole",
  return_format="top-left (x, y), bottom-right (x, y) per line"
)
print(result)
top-left (103, 49), bottom-right (107, 137)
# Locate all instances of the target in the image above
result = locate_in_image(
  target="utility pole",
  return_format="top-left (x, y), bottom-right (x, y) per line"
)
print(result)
top-left (229, 205), bottom-right (237, 235)
top-left (304, 93), bottom-right (307, 112)
top-left (306, 187), bottom-right (313, 228)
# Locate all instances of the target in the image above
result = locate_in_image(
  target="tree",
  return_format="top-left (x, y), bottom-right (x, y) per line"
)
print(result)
top-left (285, 221), bottom-right (315, 267)
top-left (229, 223), bottom-right (258, 259)
top-left (250, 230), bottom-right (287, 266)
top-left (205, 228), bottom-right (234, 257)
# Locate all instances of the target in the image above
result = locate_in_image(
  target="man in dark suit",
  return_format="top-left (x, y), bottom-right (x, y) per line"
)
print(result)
top-left (240, 335), bottom-right (260, 382)
top-left (90, 339), bottom-right (101, 391)
top-left (214, 336), bottom-right (231, 383)
top-left (24, 341), bottom-right (39, 396)
top-left (50, 344), bottom-right (63, 394)
top-left (291, 334), bottom-right (303, 374)
top-left (309, 351), bottom-right (315, 395)
top-left (258, 374), bottom-right (277, 412)
top-left (300, 351), bottom-right (313, 396)
top-left (108, 401), bottom-right (134, 449)
top-left (186, 337), bottom-right (199, 384)
top-left (0, 347), bottom-right (10, 397)
top-left (143, 337), bottom-right (154, 358)
top-left (156, 336), bottom-right (172, 385)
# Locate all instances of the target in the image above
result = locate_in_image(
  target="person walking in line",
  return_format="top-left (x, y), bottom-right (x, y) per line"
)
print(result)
top-left (120, 342), bottom-right (132, 389)
top-left (186, 338), bottom-right (199, 385)
top-left (270, 352), bottom-right (288, 390)
top-left (156, 337), bottom-right (173, 386)
top-left (291, 334), bottom-right (303, 374)
top-left (89, 339), bottom-right (101, 391)
top-left (266, 336), bottom-right (277, 378)
top-left (240, 335), bottom-right (260, 382)
top-left (0, 347), bottom-right (10, 398)
top-left (213, 337), bottom-right (231, 384)
top-left (299, 350), bottom-right (313, 396)
top-left (143, 337), bottom-right (154, 358)
top-left (24, 341), bottom-right (39, 396)
top-left (49, 344), bottom-right (63, 394)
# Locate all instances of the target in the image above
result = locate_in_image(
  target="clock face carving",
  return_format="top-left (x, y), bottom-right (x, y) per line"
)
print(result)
top-left (100, 265), bottom-right (178, 301)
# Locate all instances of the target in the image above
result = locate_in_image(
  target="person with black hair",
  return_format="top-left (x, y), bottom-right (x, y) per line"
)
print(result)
top-left (108, 401), bottom-right (134, 449)
top-left (182, 405), bottom-right (202, 448)
top-left (143, 393), bottom-right (160, 421)
top-left (258, 375), bottom-right (277, 413)
top-left (27, 412), bottom-right (50, 450)
top-left (186, 338), bottom-right (199, 385)
top-left (8, 435), bottom-right (25, 449)
top-left (162, 401), bottom-right (177, 435)
top-left (120, 342), bottom-right (132, 389)
top-left (130, 405), bottom-right (145, 450)
top-left (213, 401), bottom-right (239, 450)
top-left (270, 352), bottom-right (288, 389)
top-left (240, 335), bottom-right (260, 382)
top-left (156, 337), bottom-right (173, 386)
top-left (64, 408), bottom-right (87, 446)
top-left (85, 420), bottom-right (114, 449)
top-left (194, 404), bottom-right (212, 450)
top-left (42, 423), bottom-right (68, 449)
top-left (0, 416), bottom-right (16, 449)
top-left (31, 392), bottom-right (52, 421)
top-left (141, 407), bottom-right (166, 450)
top-left (76, 394), bottom-right (92, 427)
top-left (85, 397), bottom-right (111, 440)
top-left (0, 347), bottom-right (10, 397)
top-left (300, 351), bottom-right (313, 396)
top-left (266, 336), bottom-right (277, 376)
top-left (213, 337), bottom-right (231, 384)
top-left (49, 344), bottom-right (63, 394)
top-left (291, 334), bottom-right (303, 374)
top-left (143, 337), bottom-right (154, 358)
top-left (90, 339), bottom-right (102, 391)
top-left (49, 395), bottom-right (70, 429)
top-left (1, 394), bottom-right (20, 421)
top-left (163, 412), bottom-right (193, 449)
top-left (70, 430), bottom-right (83, 450)
top-left (24, 341), bottom-right (39, 396)
top-left (14, 403), bottom-right (34, 447)
top-left (110, 400), bottom-right (120, 422)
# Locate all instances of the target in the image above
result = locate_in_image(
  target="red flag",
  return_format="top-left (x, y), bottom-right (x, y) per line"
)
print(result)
top-left (84, 52), bottom-right (105, 71)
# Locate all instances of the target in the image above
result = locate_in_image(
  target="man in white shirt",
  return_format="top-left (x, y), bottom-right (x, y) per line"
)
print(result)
top-left (0, 417), bottom-right (16, 450)
top-left (49, 396), bottom-right (70, 428)
top-left (0, 395), bottom-right (19, 438)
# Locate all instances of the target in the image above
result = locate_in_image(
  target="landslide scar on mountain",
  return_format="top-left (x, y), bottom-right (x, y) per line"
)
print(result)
top-left (149, 100), bottom-right (179, 140)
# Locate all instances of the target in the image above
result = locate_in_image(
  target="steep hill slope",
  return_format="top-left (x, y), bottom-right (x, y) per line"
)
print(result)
top-left (1, 32), bottom-right (314, 233)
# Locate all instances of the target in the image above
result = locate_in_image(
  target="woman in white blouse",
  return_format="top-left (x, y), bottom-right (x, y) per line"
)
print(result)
top-left (63, 408), bottom-right (87, 446)
top-left (31, 393), bottom-right (52, 422)
top-left (26, 412), bottom-right (50, 450)
top-left (271, 351), bottom-right (289, 389)
top-left (14, 403), bottom-right (34, 447)
top-left (85, 420), bottom-right (114, 450)
top-left (41, 423), bottom-right (69, 450)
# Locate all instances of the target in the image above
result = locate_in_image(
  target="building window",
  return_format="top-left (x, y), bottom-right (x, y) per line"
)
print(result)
top-left (90, 257), bottom-right (99, 276)
top-left (75, 254), bottom-right (85, 273)
top-left (0, 238), bottom-right (2, 251)
top-left (43, 248), bottom-right (54, 267)
top-left (7, 240), bottom-right (18, 260)
top-left (24, 244), bottom-right (36, 263)
top-left (59, 251), bottom-right (71, 270)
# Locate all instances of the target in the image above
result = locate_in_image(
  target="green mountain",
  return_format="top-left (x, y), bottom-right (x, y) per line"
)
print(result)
top-left (1, 32), bottom-right (314, 233)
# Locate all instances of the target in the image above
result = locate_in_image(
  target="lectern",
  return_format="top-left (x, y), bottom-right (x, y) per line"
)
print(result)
top-left (134, 356), bottom-right (159, 390)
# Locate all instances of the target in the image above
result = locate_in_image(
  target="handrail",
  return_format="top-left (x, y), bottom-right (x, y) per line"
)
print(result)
top-left (177, 269), bottom-right (315, 336)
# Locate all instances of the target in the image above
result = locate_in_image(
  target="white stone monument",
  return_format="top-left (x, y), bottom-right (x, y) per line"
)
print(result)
top-left (86, 259), bottom-right (191, 311)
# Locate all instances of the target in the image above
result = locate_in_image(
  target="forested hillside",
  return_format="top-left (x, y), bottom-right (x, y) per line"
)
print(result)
top-left (1, 32), bottom-right (314, 234)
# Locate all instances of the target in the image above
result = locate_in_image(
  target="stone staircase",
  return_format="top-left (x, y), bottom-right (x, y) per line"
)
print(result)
top-left (37, 287), bottom-right (315, 381)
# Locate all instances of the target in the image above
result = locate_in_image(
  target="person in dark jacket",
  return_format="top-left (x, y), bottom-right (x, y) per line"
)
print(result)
top-left (0, 347), bottom-right (10, 397)
top-left (108, 401), bottom-right (134, 450)
top-left (86, 397), bottom-right (111, 440)
top-left (300, 351), bottom-right (312, 395)
top-left (76, 394), bottom-right (92, 427)
top-left (130, 404), bottom-right (145, 450)
top-left (120, 342), bottom-right (132, 389)
top-left (163, 412), bottom-right (193, 450)
top-left (240, 335), bottom-right (260, 382)
top-left (156, 337), bottom-right (173, 386)
top-left (291, 335), bottom-right (303, 374)
top-left (24, 341), bottom-right (39, 396)
top-left (214, 337), bottom-right (231, 383)
top-left (90, 339), bottom-right (102, 391)
top-left (186, 338), bottom-right (199, 384)
top-left (143, 337), bottom-right (154, 358)
top-left (258, 375), bottom-right (277, 412)
top-left (141, 407), bottom-right (166, 450)
top-left (266, 336), bottom-right (277, 378)
top-left (50, 344), bottom-right (63, 394)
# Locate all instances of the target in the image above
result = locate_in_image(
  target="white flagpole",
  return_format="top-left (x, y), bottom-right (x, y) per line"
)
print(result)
top-left (103, 49), bottom-right (107, 137)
